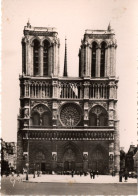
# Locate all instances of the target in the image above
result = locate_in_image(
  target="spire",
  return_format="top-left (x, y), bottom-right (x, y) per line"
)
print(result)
top-left (63, 37), bottom-right (68, 77)
top-left (27, 19), bottom-right (31, 28)
top-left (107, 22), bottom-right (111, 31)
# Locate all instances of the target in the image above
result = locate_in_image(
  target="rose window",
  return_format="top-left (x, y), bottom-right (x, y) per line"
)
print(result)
top-left (60, 103), bottom-right (81, 126)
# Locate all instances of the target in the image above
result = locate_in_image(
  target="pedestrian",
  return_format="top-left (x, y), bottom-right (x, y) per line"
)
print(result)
top-left (124, 170), bottom-right (128, 182)
top-left (93, 170), bottom-right (95, 179)
top-left (71, 170), bottom-right (74, 178)
top-left (119, 171), bottom-right (122, 182)
top-left (90, 170), bottom-right (93, 179)
top-left (96, 170), bottom-right (99, 177)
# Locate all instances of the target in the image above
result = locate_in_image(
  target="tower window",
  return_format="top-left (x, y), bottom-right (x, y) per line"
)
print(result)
top-left (100, 42), bottom-right (106, 77)
top-left (33, 40), bottom-right (40, 76)
top-left (43, 40), bottom-right (50, 76)
top-left (22, 42), bottom-right (26, 74)
top-left (32, 112), bottom-right (40, 125)
top-left (91, 42), bottom-right (97, 77)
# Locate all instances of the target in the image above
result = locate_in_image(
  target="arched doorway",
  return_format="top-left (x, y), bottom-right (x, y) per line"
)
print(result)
top-left (63, 149), bottom-right (76, 171)
top-left (90, 146), bottom-right (108, 174)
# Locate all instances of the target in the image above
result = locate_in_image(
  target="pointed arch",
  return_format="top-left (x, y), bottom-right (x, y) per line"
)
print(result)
top-left (33, 39), bottom-right (40, 76)
top-left (31, 112), bottom-right (40, 125)
top-left (43, 40), bottom-right (50, 76)
top-left (89, 105), bottom-right (108, 126)
top-left (91, 41), bottom-right (97, 77)
top-left (100, 42), bottom-right (107, 77)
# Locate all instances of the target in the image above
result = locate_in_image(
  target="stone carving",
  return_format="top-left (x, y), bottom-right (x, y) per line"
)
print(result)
top-left (84, 111), bottom-right (88, 120)
top-left (64, 149), bottom-right (75, 161)
top-left (53, 110), bottom-right (57, 119)
top-left (83, 152), bottom-right (88, 160)
top-left (91, 102), bottom-right (107, 110)
top-left (52, 152), bottom-right (57, 161)
top-left (53, 102), bottom-right (58, 109)
top-left (24, 100), bottom-right (29, 106)
top-left (36, 152), bottom-right (45, 160)
top-left (24, 108), bottom-right (29, 118)
top-left (84, 102), bottom-right (89, 109)
top-left (31, 100), bottom-right (50, 108)
top-left (109, 110), bottom-right (114, 120)
top-left (24, 120), bottom-right (29, 126)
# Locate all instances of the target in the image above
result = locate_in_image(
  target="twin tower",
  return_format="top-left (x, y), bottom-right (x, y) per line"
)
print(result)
top-left (17, 22), bottom-right (120, 174)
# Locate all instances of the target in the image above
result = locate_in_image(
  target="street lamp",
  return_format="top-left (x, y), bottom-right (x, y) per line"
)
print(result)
top-left (26, 163), bottom-right (29, 180)
top-left (33, 163), bottom-right (35, 178)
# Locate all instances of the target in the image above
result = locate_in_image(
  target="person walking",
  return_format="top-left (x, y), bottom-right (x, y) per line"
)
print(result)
top-left (119, 170), bottom-right (122, 182)
top-left (124, 170), bottom-right (128, 182)
top-left (71, 170), bottom-right (74, 178)
top-left (96, 170), bottom-right (99, 177)
top-left (93, 170), bottom-right (95, 179)
top-left (90, 170), bottom-right (93, 179)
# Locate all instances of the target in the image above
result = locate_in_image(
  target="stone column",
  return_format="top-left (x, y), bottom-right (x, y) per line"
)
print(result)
top-left (81, 46), bottom-right (85, 77)
top-left (110, 45), bottom-right (116, 77)
top-left (96, 47), bottom-right (101, 77)
top-left (109, 142), bottom-right (114, 174)
top-left (105, 47), bottom-right (108, 77)
top-left (83, 81), bottom-right (90, 99)
top-left (39, 44), bottom-right (43, 76)
top-left (26, 41), bottom-right (30, 76)
top-left (83, 152), bottom-right (88, 172)
top-left (17, 131), bottom-right (24, 172)
top-left (112, 45), bottom-right (117, 77)
top-left (107, 47), bottom-right (111, 77)
top-left (30, 45), bottom-right (33, 76)
top-left (53, 42), bottom-right (59, 77)
top-left (114, 120), bottom-right (120, 174)
top-left (84, 102), bottom-right (89, 126)
top-left (114, 102), bottom-right (120, 174)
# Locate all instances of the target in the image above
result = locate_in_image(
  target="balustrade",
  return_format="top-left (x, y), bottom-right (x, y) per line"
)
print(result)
top-left (22, 80), bottom-right (113, 100)
top-left (23, 81), bottom-right (51, 98)
top-left (89, 83), bottom-right (109, 99)
top-left (23, 130), bottom-right (114, 140)
top-left (59, 82), bottom-right (83, 99)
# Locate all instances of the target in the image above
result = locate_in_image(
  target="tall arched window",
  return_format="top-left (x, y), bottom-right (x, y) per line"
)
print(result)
top-left (43, 40), bottom-right (50, 76)
top-left (89, 105), bottom-right (108, 126)
top-left (33, 40), bottom-right (40, 76)
top-left (91, 42), bottom-right (97, 77)
top-left (99, 113), bottom-right (108, 126)
top-left (32, 112), bottom-right (40, 125)
top-left (89, 113), bottom-right (97, 126)
top-left (100, 42), bottom-right (106, 77)
top-left (42, 112), bottom-right (50, 126)
top-left (22, 42), bottom-right (26, 74)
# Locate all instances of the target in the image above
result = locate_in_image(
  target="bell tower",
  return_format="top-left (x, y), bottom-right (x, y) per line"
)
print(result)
top-left (22, 21), bottom-right (60, 77)
top-left (78, 24), bottom-right (120, 173)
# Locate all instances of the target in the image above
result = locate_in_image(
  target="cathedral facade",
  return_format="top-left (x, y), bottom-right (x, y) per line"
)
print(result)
top-left (17, 22), bottom-right (120, 174)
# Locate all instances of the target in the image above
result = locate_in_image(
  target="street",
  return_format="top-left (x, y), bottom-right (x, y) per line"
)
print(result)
top-left (1, 176), bottom-right (137, 195)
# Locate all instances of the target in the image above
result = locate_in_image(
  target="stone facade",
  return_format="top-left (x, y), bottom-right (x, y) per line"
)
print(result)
top-left (17, 22), bottom-right (120, 174)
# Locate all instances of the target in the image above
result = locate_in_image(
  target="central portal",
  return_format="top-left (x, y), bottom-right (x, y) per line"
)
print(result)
top-left (63, 148), bottom-right (76, 171)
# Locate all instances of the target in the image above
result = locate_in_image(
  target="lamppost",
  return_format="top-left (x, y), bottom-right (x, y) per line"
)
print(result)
top-left (26, 163), bottom-right (29, 180)
top-left (33, 163), bottom-right (35, 178)
top-left (114, 165), bottom-right (117, 176)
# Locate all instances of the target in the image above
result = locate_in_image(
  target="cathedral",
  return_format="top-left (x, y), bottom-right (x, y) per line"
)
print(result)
top-left (17, 22), bottom-right (120, 174)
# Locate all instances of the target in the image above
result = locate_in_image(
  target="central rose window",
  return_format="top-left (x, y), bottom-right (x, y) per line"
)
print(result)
top-left (60, 103), bottom-right (81, 126)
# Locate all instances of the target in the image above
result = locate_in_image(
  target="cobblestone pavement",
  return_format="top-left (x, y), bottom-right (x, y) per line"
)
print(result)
top-left (1, 175), bottom-right (138, 195)
top-left (26, 174), bottom-right (137, 183)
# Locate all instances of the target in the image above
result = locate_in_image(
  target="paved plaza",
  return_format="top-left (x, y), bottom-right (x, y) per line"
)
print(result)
top-left (1, 174), bottom-right (137, 195)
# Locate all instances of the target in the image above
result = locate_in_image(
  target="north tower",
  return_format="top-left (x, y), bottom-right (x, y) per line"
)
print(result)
top-left (17, 23), bottom-right (120, 174)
